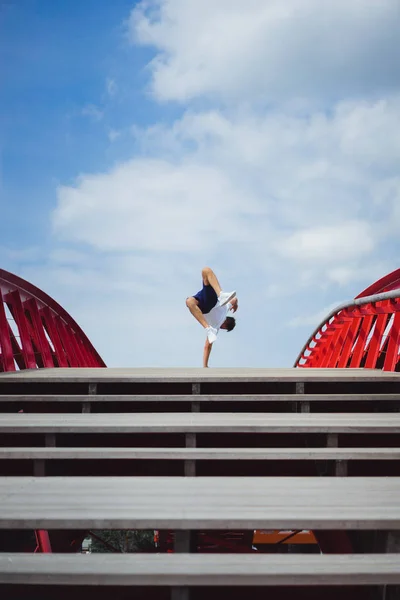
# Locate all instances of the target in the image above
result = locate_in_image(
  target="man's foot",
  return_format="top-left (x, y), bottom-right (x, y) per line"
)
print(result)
top-left (218, 291), bottom-right (236, 306)
top-left (206, 326), bottom-right (218, 343)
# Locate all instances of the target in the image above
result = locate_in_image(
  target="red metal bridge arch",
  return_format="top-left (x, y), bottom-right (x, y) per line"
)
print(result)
top-left (295, 268), bottom-right (400, 371)
top-left (0, 268), bottom-right (105, 372)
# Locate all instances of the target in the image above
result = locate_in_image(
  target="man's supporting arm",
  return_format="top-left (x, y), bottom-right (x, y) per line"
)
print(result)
top-left (203, 338), bottom-right (213, 368)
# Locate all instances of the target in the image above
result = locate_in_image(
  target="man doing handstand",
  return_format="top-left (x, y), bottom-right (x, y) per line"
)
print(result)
top-left (186, 267), bottom-right (238, 367)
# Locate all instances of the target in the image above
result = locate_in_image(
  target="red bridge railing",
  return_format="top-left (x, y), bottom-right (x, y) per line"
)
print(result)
top-left (295, 286), bottom-right (400, 370)
top-left (0, 268), bottom-right (105, 371)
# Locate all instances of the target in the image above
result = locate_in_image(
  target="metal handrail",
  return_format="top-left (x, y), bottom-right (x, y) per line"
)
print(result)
top-left (294, 287), bottom-right (400, 367)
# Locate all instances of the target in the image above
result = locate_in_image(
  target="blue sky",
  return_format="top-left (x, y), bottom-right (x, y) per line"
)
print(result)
top-left (1, 1), bottom-right (152, 238)
top-left (1, 0), bottom-right (400, 367)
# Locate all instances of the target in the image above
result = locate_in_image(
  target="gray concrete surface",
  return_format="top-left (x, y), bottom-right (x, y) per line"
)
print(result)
top-left (1, 367), bottom-right (400, 382)
top-left (1, 553), bottom-right (400, 586)
top-left (1, 476), bottom-right (400, 529)
top-left (0, 447), bottom-right (399, 460)
top-left (0, 412), bottom-right (399, 433)
top-left (1, 393), bottom-right (399, 402)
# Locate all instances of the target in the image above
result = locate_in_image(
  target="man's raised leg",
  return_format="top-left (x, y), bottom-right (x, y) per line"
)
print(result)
top-left (202, 267), bottom-right (236, 307)
top-left (202, 267), bottom-right (222, 296)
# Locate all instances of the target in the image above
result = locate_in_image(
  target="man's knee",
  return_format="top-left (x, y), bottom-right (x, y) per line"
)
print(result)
top-left (186, 297), bottom-right (196, 309)
top-left (202, 266), bottom-right (212, 283)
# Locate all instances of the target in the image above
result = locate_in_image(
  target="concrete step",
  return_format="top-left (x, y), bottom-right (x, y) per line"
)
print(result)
top-left (1, 446), bottom-right (399, 460)
top-left (0, 412), bottom-right (399, 433)
top-left (1, 476), bottom-right (399, 530)
top-left (1, 552), bottom-right (400, 586)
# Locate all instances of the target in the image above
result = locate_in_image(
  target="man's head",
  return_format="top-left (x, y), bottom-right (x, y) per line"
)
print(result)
top-left (221, 316), bottom-right (236, 332)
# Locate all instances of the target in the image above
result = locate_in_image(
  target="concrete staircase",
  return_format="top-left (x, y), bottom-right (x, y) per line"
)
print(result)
top-left (0, 367), bottom-right (400, 600)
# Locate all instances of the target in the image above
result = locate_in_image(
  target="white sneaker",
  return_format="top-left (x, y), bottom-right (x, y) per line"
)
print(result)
top-left (206, 326), bottom-right (218, 343)
top-left (218, 291), bottom-right (236, 306)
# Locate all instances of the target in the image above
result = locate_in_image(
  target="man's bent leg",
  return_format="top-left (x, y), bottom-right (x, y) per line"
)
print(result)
top-left (202, 267), bottom-right (222, 296)
top-left (202, 267), bottom-right (236, 307)
top-left (186, 297), bottom-right (209, 329)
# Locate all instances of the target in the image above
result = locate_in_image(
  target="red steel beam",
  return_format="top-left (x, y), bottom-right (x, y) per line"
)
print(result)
top-left (55, 316), bottom-right (80, 367)
top-left (383, 311), bottom-right (400, 371)
top-left (364, 313), bottom-right (389, 369)
top-left (40, 306), bottom-right (69, 368)
top-left (35, 530), bottom-right (52, 553)
top-left (5, 290), bottom-right (36, 369)
top-left (24, 298), bottom-right (54, 368)
top-left (0, 288), bottom-right (15, 371)
top-left (349, 314), bottom-right (374, 368)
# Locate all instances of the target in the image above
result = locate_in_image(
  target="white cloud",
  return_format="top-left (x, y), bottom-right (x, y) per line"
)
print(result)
top-left (275, 221), bottom-right (375, 263)
top-left (106, 78), bottom-right (118, 97)
top-left (129, 0), bottom-right (400, 103)
top-left (49, 248), bottom-right (91, 266)
top-left (81, 104), bottom-right (104, 121)
top-left (54, 159), bottom-right (258, 253)
top-left (288, 301), bottom-right (343, 329)
top-left (108, 128), bottom-right (121, 142)
top-left (0, 246), bottom-right (43, 264)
